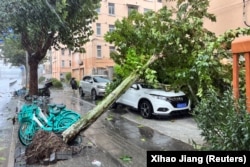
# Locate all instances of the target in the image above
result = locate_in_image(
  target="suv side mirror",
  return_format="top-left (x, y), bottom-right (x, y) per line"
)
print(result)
top-left (131, 84), bottom-right (138, 90)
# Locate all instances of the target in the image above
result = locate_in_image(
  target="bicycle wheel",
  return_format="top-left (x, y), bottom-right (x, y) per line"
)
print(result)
top-left (54, 117), bottom-right (76, 133)
top-left (18, 121), bottom-right (36, 146)
top-left (61, 111), bottom-right (81, 122)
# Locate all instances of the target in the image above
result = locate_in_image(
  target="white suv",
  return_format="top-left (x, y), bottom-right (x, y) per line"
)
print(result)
top-left (115, 83), bottom-right (191, 119)
top-left (79, 75), bottom-right (110, 100)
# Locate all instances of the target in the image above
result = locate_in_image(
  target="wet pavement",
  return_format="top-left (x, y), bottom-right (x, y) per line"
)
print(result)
top-left (0, 73), bottom-right (24, 167)
top-left (1, 83), bottom-right (204, 167)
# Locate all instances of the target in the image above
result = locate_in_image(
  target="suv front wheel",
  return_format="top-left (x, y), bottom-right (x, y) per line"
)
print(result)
top-left (139, 100), bottom-right (153, 119)
top-left (91, 89), bottom-right (97, 101)
top-left (79, 88), bottom-right (85, 97)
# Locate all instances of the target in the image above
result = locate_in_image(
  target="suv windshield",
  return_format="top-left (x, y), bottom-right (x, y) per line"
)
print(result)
top-left (140, 83), bottom-right (155, 89)
top-left (93, 76), bottom-right (110, 83)
top-left (140, 83), bottom-right (166, 90)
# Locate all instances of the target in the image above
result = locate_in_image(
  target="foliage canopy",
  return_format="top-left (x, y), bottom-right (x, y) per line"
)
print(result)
top-left (105, 0), bottom-right (250, 150)
top-left (105, 0), bottom-right (250, 101)
top-left (0, 0), bottom-right (100, 95)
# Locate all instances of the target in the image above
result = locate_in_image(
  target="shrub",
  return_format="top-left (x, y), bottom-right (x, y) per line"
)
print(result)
top-left (38, 76), bottom-right (46, 83)
top-left (65, 72), bottom-right (71, 82)
top-left (193, 88), bottom-right (250, 150)
top-left (51, 78), bottom-right (63, 89)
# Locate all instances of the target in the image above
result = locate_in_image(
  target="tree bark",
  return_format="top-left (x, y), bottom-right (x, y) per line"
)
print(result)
top-left (28, 59), bottom-right (39, 95)
top-left (62, 55), bottom-right (157, 143)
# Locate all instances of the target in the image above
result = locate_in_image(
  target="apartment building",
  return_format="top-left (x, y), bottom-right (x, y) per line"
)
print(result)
top-left (48, 0), bottom-right (249, 81)
top-left (48, 0), bottom-right (163, 81)
top-left (163, 0), bottom-right (250, 35)
top-left (49, 47), bottom-right (72, 80)
top-left (72, 0), bottom-right (163, 80)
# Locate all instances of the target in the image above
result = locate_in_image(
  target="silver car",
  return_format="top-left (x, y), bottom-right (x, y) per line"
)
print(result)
top-left (79, 75), bottom-right (110, 100)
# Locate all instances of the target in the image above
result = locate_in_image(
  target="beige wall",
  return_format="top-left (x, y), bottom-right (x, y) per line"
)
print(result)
top-left (163, 0), bottom-right (250, 36)
top-left (204, 0), bottom-right (250, 36)
top-left (51, 48), bottom-right (72, 80)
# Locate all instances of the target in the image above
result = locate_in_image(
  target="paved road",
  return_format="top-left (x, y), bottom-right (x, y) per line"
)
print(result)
top-left (78, 91), bottom-right (204, 146)
top-left (122, 110), bottom-right (204, 145)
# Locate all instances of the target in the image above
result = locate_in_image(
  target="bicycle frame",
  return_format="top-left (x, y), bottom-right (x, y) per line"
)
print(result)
top-left (23, 104), bottom-right (77, 132)
top-left (47, 103), bottom-right (81, 120)
top-left (18, 96), bottom-right (81, 146)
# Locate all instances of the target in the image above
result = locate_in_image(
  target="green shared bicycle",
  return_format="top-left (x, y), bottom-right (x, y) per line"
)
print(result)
top-left (17, 96), bottom-right (81, 146)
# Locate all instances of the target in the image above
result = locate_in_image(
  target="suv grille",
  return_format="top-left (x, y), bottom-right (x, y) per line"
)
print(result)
top-left (167, 95), bottom-right (189, 107)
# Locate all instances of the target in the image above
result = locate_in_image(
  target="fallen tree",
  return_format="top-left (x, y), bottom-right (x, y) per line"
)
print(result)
top-left (62, 54), bottom-right (157, 143)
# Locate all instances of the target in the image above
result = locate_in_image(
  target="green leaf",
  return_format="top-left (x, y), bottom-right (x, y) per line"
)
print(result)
top-left (120, 155), bottom-right (132, 163)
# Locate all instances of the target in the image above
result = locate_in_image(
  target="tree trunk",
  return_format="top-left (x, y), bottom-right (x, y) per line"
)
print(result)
top-left (62, 55), bottom-right (157, 143)
top-left (28, 60), bottom-right (39, 95)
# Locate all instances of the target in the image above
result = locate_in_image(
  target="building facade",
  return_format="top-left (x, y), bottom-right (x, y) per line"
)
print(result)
top-left (72, 0), bottom-right (163, 81)
top-left (48, 0), bottom-right (250, 81)
top-left (162, 0), bottom-right (250, 36)
top-left (49, 0), bottom-right (163, 81)
top-left (49, 47), bottom-right (72, 80)
top-left (204, 0), bottom-right (250, 36)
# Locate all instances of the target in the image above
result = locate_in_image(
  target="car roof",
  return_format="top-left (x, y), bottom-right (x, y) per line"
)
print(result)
top-left (86, 75), bottom-right (107, 77)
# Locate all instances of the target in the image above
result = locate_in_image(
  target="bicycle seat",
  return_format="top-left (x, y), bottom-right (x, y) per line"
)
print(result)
top-left (49, 108), bottom-right (61, 115)
top-left (48, 103), bottom-right (56, 108)
top-left (56, 104), bottom-right (66, 109)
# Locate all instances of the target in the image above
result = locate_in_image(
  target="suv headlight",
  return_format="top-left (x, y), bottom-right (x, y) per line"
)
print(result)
top-left (97, 85), bottom-right (105, 89)
top-left (150, 94), bottom-right (167, 100)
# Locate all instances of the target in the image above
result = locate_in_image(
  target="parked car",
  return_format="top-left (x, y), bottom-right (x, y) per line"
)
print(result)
top-left (79, 75), bottom-right (110, 100)
top-left (114, 82), bottom-right (191, 119)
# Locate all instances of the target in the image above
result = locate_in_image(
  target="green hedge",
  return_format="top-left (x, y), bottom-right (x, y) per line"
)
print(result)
top-left (193, 88), bottom-right (250, 150)
top-left (38, 76), bottom-right (46, 83)
top-left (51, 78), bottom-right (63, 89)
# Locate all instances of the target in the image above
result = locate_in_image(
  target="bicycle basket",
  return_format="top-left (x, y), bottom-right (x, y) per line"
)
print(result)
top-left (18, 108), bottom-right (33, 122)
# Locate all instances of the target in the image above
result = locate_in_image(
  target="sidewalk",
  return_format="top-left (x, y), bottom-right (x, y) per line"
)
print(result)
top-left (8, 87), bottom-right (203, 167)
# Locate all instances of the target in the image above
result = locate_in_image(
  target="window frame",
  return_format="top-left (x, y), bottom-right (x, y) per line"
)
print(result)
top-left (108, 3), bottom-right (115, 15)
top-left (61, 60), bottom-right (65, 67)
top-left (96, 23), bottom-right (101, 36)
top-left (109, 24), bottom-right (115, 32)
top-left (96, 45), bottom-right (102, 58)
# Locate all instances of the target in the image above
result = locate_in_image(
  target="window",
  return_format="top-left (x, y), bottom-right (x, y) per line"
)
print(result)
top-left (69, 60), bottom-right (71, 67)
top-left (109, 25), bottom-right (115, 32)
top-left (144, 8), bottom-right (151, 13)
top-left (109, 46), bottom-right (115, 55)
top-left (96, 23), bottom-right (101, 36)
top-left (108, 3), bottom-right (115, 15)
top-left (97, 45), bottom-right (102, 58)
top-left (83, 76), bottom-right (91, 81)
top-left (93, 75), bottom-right (110, 82)
top-left (61, 48), bottom-right (65, 55)
top-left (158, 0), bottom-right (162, 2)
top-left (128, 5), bottom-right (138, 16)
top-left (96, 7), bottom-right (100, 14)
top-left (68, 50), bottom-right (71, 56)
top-left (61, 60), bottom-right (65, 67)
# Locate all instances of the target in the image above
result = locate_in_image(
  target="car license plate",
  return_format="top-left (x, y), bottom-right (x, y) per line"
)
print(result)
top-left (177, 103), bottom-right (187, 108)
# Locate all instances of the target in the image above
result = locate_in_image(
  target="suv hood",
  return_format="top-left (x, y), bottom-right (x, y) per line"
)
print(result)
top-left (145, 89), bottom-right (185, 97)
top-left (98, 82), bottom-right (109, 87)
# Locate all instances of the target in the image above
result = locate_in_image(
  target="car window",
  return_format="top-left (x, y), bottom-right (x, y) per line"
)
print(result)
top-left (140, 83), bottom-right (154, 89)
top-left (83, 76), bottom-right (91, 81)
top-left (93, 76), bottom-right (110, 83)
top-left (139, 83), bottom-right (165, 90)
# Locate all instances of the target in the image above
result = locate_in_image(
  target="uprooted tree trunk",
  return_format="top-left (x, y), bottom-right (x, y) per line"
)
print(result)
top-left (62, 55), bottom-right (157, 143)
